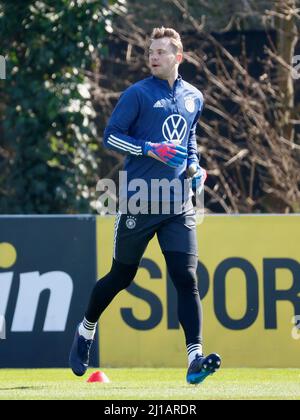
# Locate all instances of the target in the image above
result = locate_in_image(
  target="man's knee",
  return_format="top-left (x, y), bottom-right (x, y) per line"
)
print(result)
top-left (172, 267), bottom-right (198, 292)
top-left (164, 252), bottom-right (199, 292)
top-left (109, 258), bottom-right (139, 290)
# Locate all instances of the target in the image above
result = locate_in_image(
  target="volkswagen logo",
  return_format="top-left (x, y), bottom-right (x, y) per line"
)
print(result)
top-left (162, 114), bottom-right (188, 144)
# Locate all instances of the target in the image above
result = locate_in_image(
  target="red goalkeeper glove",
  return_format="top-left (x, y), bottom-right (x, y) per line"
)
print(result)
top-left (143, 142), bottom-right (187, 168)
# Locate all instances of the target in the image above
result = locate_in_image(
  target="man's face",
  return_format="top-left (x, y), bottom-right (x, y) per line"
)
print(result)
top-left (149, 37), bottom-right (182, 79)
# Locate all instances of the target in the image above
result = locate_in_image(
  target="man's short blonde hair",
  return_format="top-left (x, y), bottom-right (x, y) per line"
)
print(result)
top-left (150, 27), bottom-right (183, 54)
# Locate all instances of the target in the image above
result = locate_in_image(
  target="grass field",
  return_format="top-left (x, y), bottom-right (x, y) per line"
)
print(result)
top-left (0, 368), bottom-right (300, 400)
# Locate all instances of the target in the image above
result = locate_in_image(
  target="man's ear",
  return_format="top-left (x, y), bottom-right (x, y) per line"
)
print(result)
top-left (176, 52), bottom-right (183, 64)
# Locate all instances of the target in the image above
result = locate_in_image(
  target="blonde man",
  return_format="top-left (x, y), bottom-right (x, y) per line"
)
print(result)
top-left (70, 27), bottom-right (221, 385)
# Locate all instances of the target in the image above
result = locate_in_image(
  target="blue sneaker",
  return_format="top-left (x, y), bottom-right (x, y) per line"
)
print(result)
top-left (69, 327), bottom-right (94, 377)
top-left (187, 353), bottom-right (221, 385)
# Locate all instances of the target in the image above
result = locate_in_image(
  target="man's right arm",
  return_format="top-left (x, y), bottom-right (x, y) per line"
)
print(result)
top-left (104, 85), bottom-right (187, 167)
top-left (103, 86), bottom-right (144, 156)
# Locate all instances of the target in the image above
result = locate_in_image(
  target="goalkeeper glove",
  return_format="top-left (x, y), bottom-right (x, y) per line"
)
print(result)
top-left (143, 142), bottom-right (187, 168)
top-left (187, 163), bottom-right (207, 194)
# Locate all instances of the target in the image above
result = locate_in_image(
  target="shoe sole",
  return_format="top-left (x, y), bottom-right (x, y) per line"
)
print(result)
top-left (70, 367), bottom-right (88, 377)
top-left (187, 353), bottom-right (221, 385)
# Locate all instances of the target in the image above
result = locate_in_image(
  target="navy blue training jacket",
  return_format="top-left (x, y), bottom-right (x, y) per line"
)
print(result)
top-left (103, 75), bottom-right (204, 202)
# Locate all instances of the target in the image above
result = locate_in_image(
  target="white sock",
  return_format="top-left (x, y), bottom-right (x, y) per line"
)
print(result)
top-left (187, 343), bottom-right (203, 366)
top-left (78, 318), bottom-right (97, 340)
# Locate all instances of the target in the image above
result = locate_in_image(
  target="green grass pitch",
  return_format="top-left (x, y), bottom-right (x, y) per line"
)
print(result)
top-left (0, 368), bottom-right (300, 400)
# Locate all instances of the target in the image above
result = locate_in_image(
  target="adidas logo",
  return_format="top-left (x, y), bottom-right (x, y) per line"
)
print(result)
top-left (153, 100), bottom-right (164, 108)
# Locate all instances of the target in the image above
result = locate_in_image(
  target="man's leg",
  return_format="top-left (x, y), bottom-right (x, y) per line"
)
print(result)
top-left (69, 211), bottom-right (157, 376)
top-left (69, 259), bottom-right (139, 377)
top-left (158, 207), bottom-right (221, 384)
top-left (163, 251), bottom-right (203, 363)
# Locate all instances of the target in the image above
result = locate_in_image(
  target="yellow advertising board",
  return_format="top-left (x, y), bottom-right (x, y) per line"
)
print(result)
top-left (97, 215), bottom-right (300, 368)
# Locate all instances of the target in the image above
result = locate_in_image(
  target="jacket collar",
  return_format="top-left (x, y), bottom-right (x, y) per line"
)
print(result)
top-left (151, 74), bottom-right (183, 89)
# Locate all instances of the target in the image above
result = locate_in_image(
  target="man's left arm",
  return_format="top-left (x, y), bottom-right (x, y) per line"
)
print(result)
top-left (187, 101), bottom-right (207, 192)
top-left (187, 110), bottom-right (201, 169)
